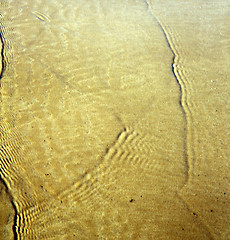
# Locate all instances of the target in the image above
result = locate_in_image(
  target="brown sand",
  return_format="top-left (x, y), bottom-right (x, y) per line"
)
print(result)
top-left (0, 0), bottom-right (229, 239)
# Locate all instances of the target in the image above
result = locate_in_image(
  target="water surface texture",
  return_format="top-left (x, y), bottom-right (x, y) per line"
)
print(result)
top-left (0, 0), bottom-right (229, 239)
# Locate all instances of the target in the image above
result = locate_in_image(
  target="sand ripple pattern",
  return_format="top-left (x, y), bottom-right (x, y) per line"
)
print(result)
top-left (145, 0), bottom-right (196, 186)
top-left (0, 0), bottom-right (229, 239)
top-left (145, 1), bottom-right (230, 239)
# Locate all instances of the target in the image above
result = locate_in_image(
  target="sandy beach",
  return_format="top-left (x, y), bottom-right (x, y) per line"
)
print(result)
top-left (0, 0), bottom-right (229, 239)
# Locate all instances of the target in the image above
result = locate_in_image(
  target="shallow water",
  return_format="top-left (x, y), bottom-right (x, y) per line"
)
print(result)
top-left (0, 0), bottom-right (229, 239)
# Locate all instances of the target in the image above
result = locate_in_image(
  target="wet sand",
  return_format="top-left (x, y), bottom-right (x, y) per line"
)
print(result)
top-left (0, 0), bottom-right (229, 239)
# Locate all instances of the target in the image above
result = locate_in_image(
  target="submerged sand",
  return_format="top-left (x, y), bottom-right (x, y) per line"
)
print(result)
top-left (0, 0), bottom-right (229, 239)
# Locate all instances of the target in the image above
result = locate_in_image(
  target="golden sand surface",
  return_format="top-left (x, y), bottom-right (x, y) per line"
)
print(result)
top-left (0, 181), bottom-right (14, 239)
top-left (0, 0), bottom-right (229, 239)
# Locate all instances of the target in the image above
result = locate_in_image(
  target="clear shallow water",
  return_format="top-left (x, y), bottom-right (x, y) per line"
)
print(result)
top-left (0, 0), bottom-right (229, 239)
